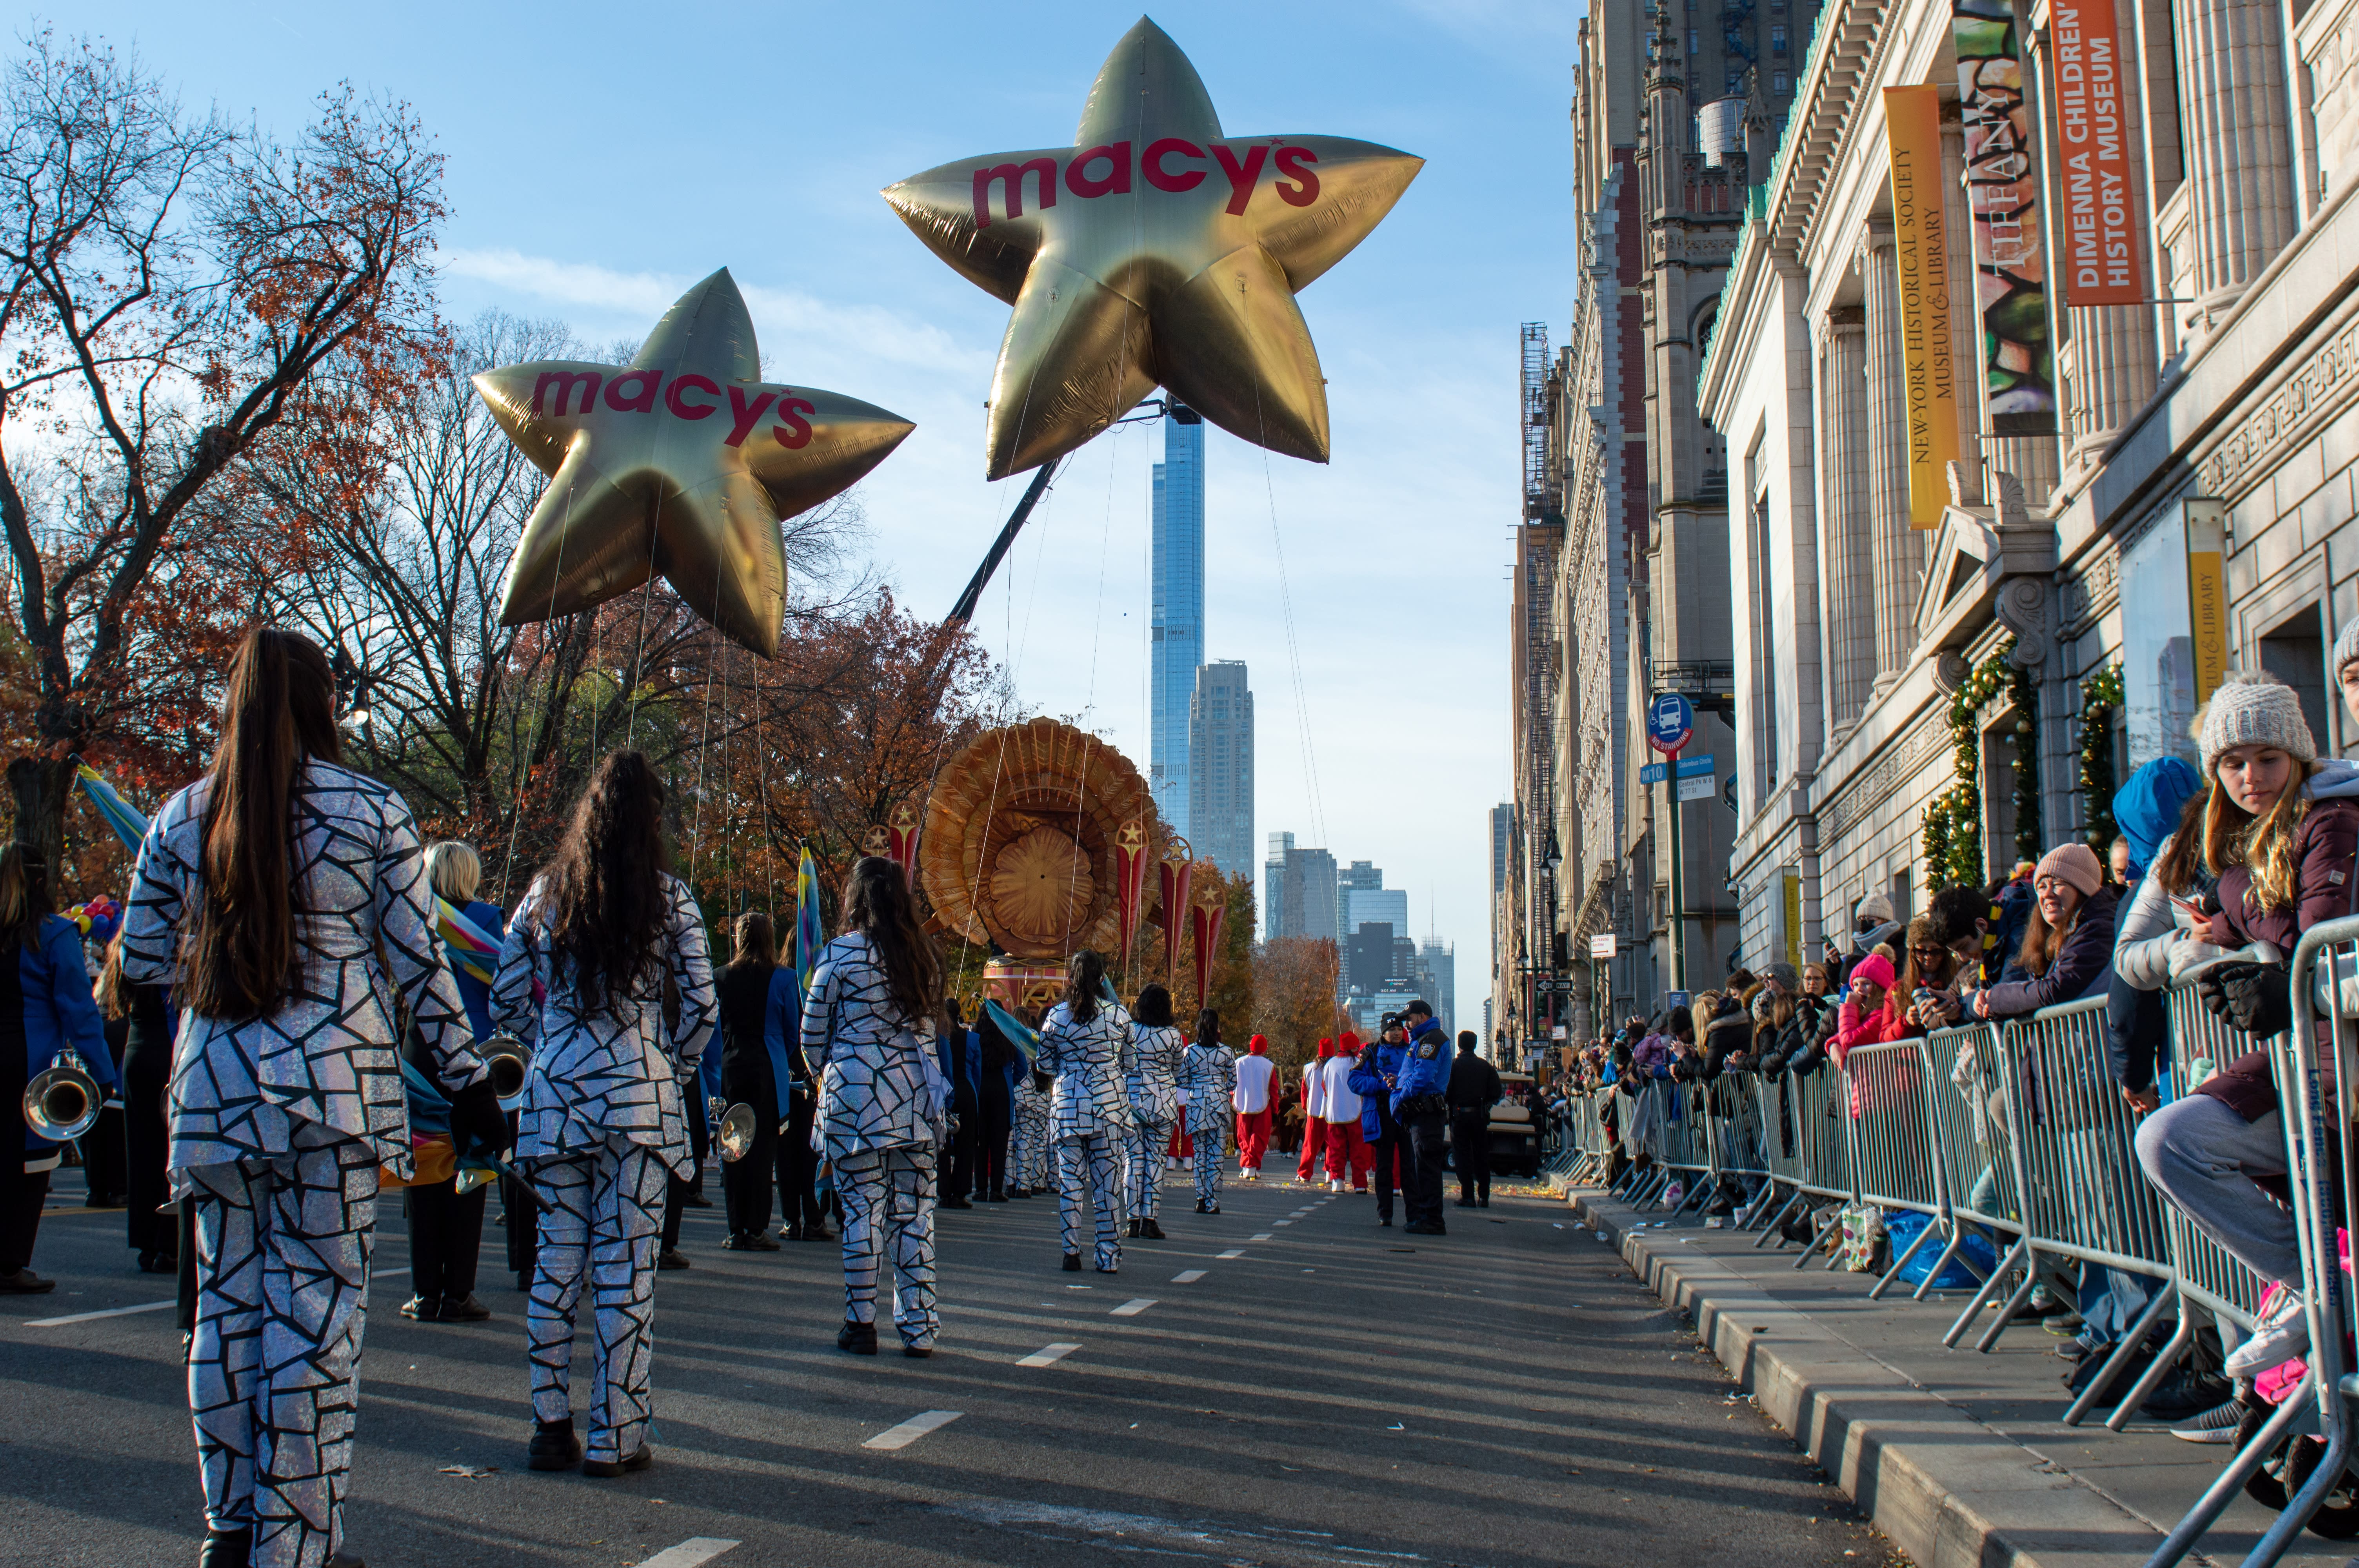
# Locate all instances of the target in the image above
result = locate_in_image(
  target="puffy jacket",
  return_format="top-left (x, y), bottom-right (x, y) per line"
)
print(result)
top-left (1392, 1019), bottom-right (1452, 1115)
top-left (1980, 885), bottom-right (2121, 1017)
top-left (1348, 1042), bottom-right (1406, 1140)
top-left (17, 913), bottom-right (119, 1154)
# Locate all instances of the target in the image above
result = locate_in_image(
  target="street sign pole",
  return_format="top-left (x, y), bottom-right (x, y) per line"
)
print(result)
top-left (1667, 744), bottom-right (1685, 993)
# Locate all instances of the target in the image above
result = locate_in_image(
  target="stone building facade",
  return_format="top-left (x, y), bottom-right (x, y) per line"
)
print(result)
top-left (1695, 0), bottom-right (2359, 971)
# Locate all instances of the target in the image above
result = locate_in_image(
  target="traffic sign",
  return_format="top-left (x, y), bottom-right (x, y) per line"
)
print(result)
top-left (1666, 990), bottom-right (1691, 1010)
top-left (1645, 693), bottom-right (1693, 755)
top-left (1675, 753), bottom-right (1714, 777)
top-left (1588, 933), bottom-right (1617, 959)
top-left (1639, 761), bottom-right (1667, 785)
top-left (1676, 773), bottom-right (1717, 803)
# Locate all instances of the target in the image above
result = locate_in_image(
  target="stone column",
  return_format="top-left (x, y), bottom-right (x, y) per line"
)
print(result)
top-left (1818, 307), bottom-right (1875, 729)
top-left (1856, 220), bottom-right (1925, 688)
top-left (2173, 0), bottom-right (2300, 323)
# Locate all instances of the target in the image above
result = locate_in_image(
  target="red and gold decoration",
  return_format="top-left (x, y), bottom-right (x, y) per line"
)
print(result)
top-left (983, 957), bottom-right (1066, 1015)
top-left (471, 268), bottom-right (915, 657)
top-left (919, 717), bottom-right (1163, 960)
top-left (881, 18), bottom-right (1421, 480)
top-left (1189, 858), bottom-right (1225, 1009)
top-left (1112, 818), bottom-right (1150, 975)
top-left (885, 799), bottom-right (922, 879)
top-left (1158, 837), bottom-right (1194, 985)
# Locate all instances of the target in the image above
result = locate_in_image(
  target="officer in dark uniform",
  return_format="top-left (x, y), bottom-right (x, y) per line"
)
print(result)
top-left (1445, 1029), bottom-right (1503, 1207)
top-left (1394, 1001), bottom-right (1454, 1234)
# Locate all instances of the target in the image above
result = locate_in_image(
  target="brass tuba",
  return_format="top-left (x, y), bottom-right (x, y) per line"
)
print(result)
top-left (23, 1049), bottom-right (102, 1142)
top-left (481, 1034), bottom-right (530, 1112)
top-left (715, 1102), bottom-right (758, 1163)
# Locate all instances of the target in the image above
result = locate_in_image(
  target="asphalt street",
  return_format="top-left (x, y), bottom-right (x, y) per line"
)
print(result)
top-left (3, 1165), bottom-right (1899, 1568)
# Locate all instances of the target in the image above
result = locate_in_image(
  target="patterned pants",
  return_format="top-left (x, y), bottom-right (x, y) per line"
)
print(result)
top-left (1127, 1116), bottom-right (1171, 1219)
top-left (528, 1139), bottom-right (668, 1465)
top-left (1013, 1100), bottom-right (1050, 1190)
top-left (837, 1146), bottom-right (938, 1346)
top-left (185, 1123), bottom-right (377, 1568)
top-left (1190, 1116), bottom-right (1227, 1207)
top-left (1056, 1132), bottom-right (1125, 1270)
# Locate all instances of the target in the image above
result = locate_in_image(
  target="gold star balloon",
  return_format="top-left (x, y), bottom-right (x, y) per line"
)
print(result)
top-left (883, 16), bottom-right (1421, 480)
top-left (472, 269), bottom-right (913, 657)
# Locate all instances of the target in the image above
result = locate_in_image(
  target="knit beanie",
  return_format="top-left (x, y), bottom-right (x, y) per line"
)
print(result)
top-left (1765, 962), bottom-right (1800, 990)
top-left (2337, 616), bottom-right (2359, 682)
top-left (2196, 671), bottom-right (2317, 775)
top-left (1848, 952), bottom-right (1896, 991)
top-left (1247, 1034), bottom-right (1269, 1054)
top-left (2034, 841), bottom-right (2105, 898)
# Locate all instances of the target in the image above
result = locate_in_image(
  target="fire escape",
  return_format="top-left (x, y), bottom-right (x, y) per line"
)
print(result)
top-left (1516, 323), bottom-right (1567, 1030)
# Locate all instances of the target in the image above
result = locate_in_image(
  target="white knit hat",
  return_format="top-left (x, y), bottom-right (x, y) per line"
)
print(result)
top-left (2335, 616), bottom-right (2359, 681)
top-left (2196, 671), bottom-right (2317, 775)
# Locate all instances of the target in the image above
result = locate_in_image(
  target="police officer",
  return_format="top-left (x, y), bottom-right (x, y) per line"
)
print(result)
top-left (1445, 1029), bottom-right (1502, 1208)
top-left (1394, 1001), bottom-right (1453, 1235)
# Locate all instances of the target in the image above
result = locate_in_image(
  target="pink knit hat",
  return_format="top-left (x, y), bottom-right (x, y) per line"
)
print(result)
top-left (1848, 952), bottom-right (1896, 991)
top-left (2034, 842), bottom-right (2105, 898)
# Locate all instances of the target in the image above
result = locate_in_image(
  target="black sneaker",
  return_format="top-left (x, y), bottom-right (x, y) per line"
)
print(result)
top-left (837, 1320), bottom-right (879, 1355)
top-left (657, 1250), bottom-right (690, 1271)
top-left (1195, 1199), bottom-right (1211, 1213)
top-left (1206, 1201), bottom-right (1219, 1214)
top-left (902, 1342), bottom-right (934, 1358)
top-left (582, 1444), bottom-right (654, 1477)
top-left (441, 1293), bottom-right (492, 1322)
top-left (1403, 1221), bottom-right (1447, 1236)
top-left (682, 1191), bottom-right (716, 1209)
top-left (943, 1196), bottom-right (974, 1210)
top-left (1141, 1218), bottom-right (1166, 1240)
top-left (1062, 1252), bottom-right (1082, 1271)
top-left (1126, 1217), bottom-right (1142, 1238)
top-left (528, 1417), bottom-right (583, 1471)
top-left (2143, 1367), bottom-right (2232, 1422)
top-left (198, 1528), bottom-right (252, 1568)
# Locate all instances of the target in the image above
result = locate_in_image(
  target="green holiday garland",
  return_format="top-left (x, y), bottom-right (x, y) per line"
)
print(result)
top-left (2078, 662), bottom-right (2124, 853)
top-left (1920, 638), bottom-right (2041, 896)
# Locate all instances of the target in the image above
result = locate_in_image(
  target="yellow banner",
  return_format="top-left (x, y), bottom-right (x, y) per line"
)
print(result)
top-left (1885, 85), bottom-right (1961, 528)
top-left (1782, 873), bottom-right (1802, 970)
top-left (2184, 499), bottom-right (2226, 705)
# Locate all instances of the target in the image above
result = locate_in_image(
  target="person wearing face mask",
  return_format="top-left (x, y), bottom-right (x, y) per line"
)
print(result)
top-left (2134, 673), bottom-right (2359, 1380)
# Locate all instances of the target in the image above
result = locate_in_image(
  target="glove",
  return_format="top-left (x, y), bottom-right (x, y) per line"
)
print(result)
top-left (1032, 1070), bottom-right (1053, 1095)
top-left (446, 1078), bottom-right (513, 1161)
top-left (2198, 960), bottom-right (2293, 1037)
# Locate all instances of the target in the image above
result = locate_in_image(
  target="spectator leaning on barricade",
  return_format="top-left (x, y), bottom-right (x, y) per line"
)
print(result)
top-left (1970, 844), bottom-right (2120, 1020)
top-left (2106, 757), bottom-right (2211, 1114)
top-left (2135, 671), bottom-right (2359, 1379)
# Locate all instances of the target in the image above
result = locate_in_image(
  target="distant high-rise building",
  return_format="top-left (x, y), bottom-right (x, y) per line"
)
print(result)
top-left (1267, 842), bottom-right (1338, 942)
top-left (1337, 860), bottom-right (1383, 943)
top-left (1347, 888), bottom-right (1409, 937)
top-left (1490, 804), bottom-right (1514, 900)
top-left (1150, 408), bottom-right (1205, 837)
top-left (1189, 660), bottom-right (1253, 883)
top-left (1419, 939), bottom-right (1456, 1031)
top-left (1264, 831), bottom-right (1294, 939)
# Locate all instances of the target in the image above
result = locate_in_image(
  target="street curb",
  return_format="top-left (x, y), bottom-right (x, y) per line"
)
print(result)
top-left (1566, 1190), bottom-right (2190, 1568)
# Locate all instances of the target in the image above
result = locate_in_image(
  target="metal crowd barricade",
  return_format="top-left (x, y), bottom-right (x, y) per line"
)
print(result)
top-left (1657, 1080), bottom-right (1713, 1217)
top-left (1912, 1022), bottom-right (2010, 1305)
top-left (1752, 1061), bottom-right (1859, 1265)
top-left (1704, 1069), bottom-right (1772, 1220)
top-left (1612, 1080), bottom-right (1674, 1206)
top-left (2147, 915), bottom-right (2359, 1568)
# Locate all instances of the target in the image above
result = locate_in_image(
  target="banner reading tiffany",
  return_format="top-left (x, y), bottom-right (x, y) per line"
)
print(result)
top-left (1954, 0), bottom-right (2059, 436)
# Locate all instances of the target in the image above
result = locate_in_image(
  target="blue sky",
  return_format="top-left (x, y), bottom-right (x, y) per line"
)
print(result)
top-left (76, 0), bottom-right (1583, 1008)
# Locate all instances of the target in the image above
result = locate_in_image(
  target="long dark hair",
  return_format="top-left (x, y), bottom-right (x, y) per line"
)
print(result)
top-left (1063, 949), bottom-right (1106, 1024)
top-left (1134, 984), bottom-right (1173, 1027)
top-left (730, 911), bottom-right (776, 970)
top-left (535, 750), bottom-right (672, 1015)
top-left (0, 841), bottom-right (52, 951)
top-left (840, 856), bottom-right (939, 1023)
top-left (183, 627), bottom-right (341, 1019)
top-left (1195, 1007), bottom-right (1220, 1048)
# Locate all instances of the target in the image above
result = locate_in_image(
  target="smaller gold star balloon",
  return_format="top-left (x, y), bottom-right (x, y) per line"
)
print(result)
top-left (884, 16), bottom-right (1421, 479)
top-left (472, 269), bottom-right (913, 657)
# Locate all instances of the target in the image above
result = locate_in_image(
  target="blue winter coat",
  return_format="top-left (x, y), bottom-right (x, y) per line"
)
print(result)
top-left (453, 899), bottom-right (506, 1044)
top-left (1394, 1020), bottom-right (1452, 1114)
top-left (936, 1026), bottom-right (981, 1101)
top-left (1348, 1043), bottom-right (1408, 1140)
top-left (23, 913), bottom-right (119, 1153)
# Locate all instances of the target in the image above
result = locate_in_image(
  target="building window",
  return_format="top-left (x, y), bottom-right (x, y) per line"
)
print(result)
top-left (1772, 24), bottom-right (1787, 50)
top-left (1774, 72), bottom-right (1789, 92)
top-left (1689, 28), bottom-right (1700, 53)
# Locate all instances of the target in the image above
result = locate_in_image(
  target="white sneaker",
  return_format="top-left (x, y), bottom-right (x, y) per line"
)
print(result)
top-left (2224, 1290), bottom-right (2312, 1377)
top-left (2172, 1399), bottom-right (2246, 1443)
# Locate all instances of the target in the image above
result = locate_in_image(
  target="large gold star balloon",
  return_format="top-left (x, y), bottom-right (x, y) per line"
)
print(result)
top-left (883, 17), bottom-right (1421, 480)
top-left (472, 269), bottom-right (913, 657)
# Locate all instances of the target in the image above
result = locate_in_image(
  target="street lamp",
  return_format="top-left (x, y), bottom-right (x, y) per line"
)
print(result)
top-left (1543, 828), bottom-right (1563, 872)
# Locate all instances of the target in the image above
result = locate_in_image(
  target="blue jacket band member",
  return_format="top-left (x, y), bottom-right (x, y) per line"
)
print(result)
top-left (801, 856), bottom-right (947, 1356)
top-left (716, 911), bottom-right (809, 1249)
top-left (124, 627), bottom-right (496, 1568)
top-left (493, 750), bottom-right (716, 1481)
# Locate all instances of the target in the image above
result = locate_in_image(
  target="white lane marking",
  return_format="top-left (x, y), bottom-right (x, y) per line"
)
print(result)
top-left (1251, 1233), bottom-right (1274, 1241)
top-left (1273, 1220), bottom-right (1294, 1226)
top-left (1171, 1270), bottom-right (1206, 1283)
top-left (1110, 1298), bottom-right (1156, 1317)
top-left (631, 1541), bottom-right (741, 1568)
top-left (862, 1410), bottom-right (963, 1450)
top-left (1017, 1343), bottom-right (1080, 1367)
top-left (27, 1299), bottom-right (173, 1328)
top-left (1217, 1249), bottom-right (1245, 1259)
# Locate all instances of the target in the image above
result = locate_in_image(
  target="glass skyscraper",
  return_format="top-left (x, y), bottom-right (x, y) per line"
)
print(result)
top-left (1150, 407), bottom-right (1205, 838)
top-left (1189, 660), bottom-right (1253, 881)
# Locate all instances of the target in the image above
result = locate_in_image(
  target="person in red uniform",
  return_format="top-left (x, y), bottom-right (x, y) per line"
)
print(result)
top-left (1232, 1034), bottom-right (1275, 1179)
top-left (1295, 1040), bottom-right (1333, 1183)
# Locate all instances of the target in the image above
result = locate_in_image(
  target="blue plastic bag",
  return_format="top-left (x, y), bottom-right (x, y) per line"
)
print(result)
top-left (1883, 1209), bottom-right (1997, 1289)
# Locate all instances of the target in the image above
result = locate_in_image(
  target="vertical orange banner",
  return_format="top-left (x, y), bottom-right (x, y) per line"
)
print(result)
top-left (2049, 0), bottom-right (2143, 305)
top-left (2184, 500), bottom-right (2227, 706)
top-left (1885, 85), bottom-right (1961, 528)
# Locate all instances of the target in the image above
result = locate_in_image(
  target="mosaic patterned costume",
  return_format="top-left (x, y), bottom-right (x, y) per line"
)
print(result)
top-left (493, 873), bottom-right (715, 1466)
top-left (1038, 999), bottom-right (1135, 1269)
top-left (123, 760), bottom-right (484, 1568)
top-left (1125, 1022), bottom-right (1184, 1220)
top-left (801, 931), bottom-right (946, 1347)
top-left (1179, 1042), bottom-right (1237, 1208)
top-left (1011, 1070), bottom-right (1050, 1191)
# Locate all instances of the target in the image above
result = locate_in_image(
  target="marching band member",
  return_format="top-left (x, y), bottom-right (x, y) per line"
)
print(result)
top-left (1232, 1033), bottom-right (1275, 1180)
top-left (493, 749), bottom-right (715, 1480)
top-left (1037, 950), bottom-right (1135, 1273)
top-left (1296, 1039), bottom-right (1333, 1183)
top-left (1010, 1045), bottom-right (1051, 1197)
top-left (1124, 984), bottom-right (1183, 1239)
top-left (1179, 1009), bottom-right (1237, 1213)
top-left (801, 856), bottom-right (947, 1356)
top-left (402, 839), bottom-right (503, 1323)
top-left (122, 627), bottom-right (496, 1568)
top-left (714, 912), bottom-right (800, 1250)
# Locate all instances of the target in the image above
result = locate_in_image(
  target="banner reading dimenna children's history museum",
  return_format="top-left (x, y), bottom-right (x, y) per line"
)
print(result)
top-left (1954, 0), bottom-right (2058, 434)
top-left (2049, 0), bottom-right (2141, 306)
top-left (1884, 85), bottom-right (1959, 528)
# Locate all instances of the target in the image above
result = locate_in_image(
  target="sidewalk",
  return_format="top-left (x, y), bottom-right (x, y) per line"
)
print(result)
top-left (1564, 1183), bottom-right (2350, 1568)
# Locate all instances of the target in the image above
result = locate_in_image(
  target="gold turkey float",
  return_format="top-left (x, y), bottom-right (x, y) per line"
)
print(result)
top-left (919, 717), bottom-right (1226, 1009)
